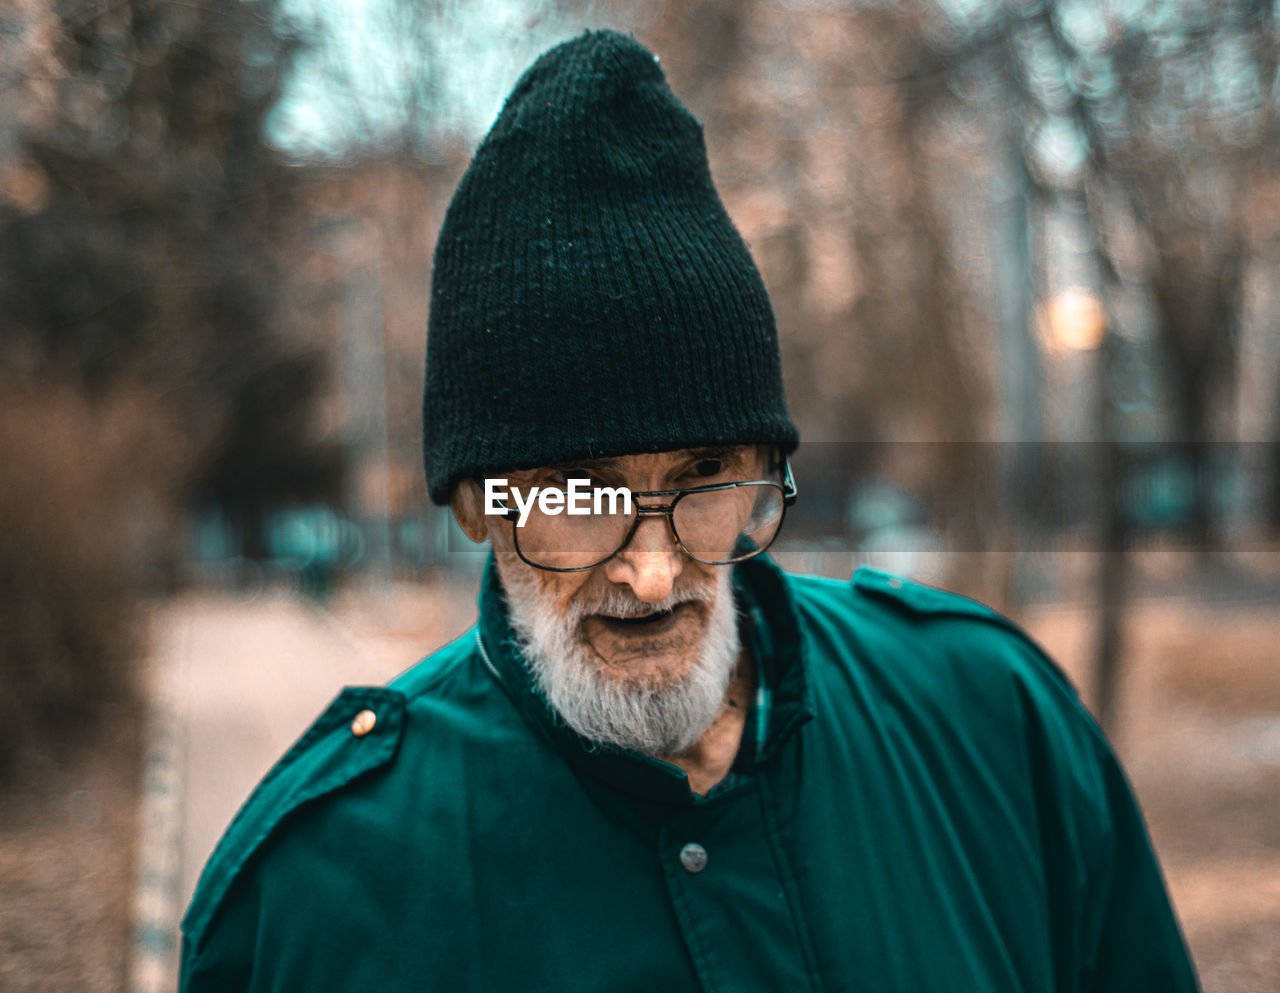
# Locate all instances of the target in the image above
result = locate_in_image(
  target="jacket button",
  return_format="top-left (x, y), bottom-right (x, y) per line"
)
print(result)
top-left (679, 843), bottom-right (708, 874)
top-left (351, 709), bottom-right (377, 737)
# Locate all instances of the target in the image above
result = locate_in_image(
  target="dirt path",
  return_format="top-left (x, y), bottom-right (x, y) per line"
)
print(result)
top-left (0, 707), bottom-right (142, 993)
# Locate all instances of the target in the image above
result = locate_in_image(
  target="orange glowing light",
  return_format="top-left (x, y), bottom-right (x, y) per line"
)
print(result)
top-left (1040, 289), bottom-right (1107, 352)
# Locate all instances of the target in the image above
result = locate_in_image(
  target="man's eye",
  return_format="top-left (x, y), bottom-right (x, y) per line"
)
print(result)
top-left (693, 458), bottom-right (723, 478)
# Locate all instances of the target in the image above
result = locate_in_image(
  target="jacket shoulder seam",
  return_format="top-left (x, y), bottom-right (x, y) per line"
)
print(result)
top-left (850, 567), bottom-right (1079, 697)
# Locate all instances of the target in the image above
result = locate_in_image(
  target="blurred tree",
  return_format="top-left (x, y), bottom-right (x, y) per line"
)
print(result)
top-left (1032, 0), bottom-right (1276, 724)
top-left (0, 0), bottom-right (338, 775)
top-left (0, 0), bottom-right (339, 555)
top-left (1051, 0), bottom-right (1276, 558)
top-left (943, 0), bottom-right (1280, 725)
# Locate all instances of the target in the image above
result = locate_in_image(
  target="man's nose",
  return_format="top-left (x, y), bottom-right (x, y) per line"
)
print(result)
top-left (602, 515), bottom-right (684, 603)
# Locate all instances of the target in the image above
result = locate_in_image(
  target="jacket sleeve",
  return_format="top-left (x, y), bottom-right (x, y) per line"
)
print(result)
top-left (1011, 632), bottom-right (1199, 992)
top-left (1075, 741), bottom-right (1200, 992)
top-left (851, 568), bottom-right (1199, 991)
top-left (178, 877), bottom-right (258, 993)
top-left (1008, 630), bottom-right (1199, 993)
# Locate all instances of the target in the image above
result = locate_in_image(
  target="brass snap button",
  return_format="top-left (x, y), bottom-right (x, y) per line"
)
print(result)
top-left (351, 709), bottom-right (377, 737)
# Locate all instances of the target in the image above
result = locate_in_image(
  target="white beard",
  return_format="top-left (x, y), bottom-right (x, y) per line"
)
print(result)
top-left (501, 567), bottom-right (741, 757)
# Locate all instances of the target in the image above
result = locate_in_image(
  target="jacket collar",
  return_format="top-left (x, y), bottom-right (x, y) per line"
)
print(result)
top-left (474, 552), bottom-right (813, 806)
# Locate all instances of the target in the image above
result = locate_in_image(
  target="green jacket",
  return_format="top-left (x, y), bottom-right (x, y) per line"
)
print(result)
top-left (180, 556), bottom-right (1198, 992)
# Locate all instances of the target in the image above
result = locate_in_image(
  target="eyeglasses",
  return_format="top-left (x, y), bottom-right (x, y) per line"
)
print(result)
top-left (491, 460), bottom-right (797, 573)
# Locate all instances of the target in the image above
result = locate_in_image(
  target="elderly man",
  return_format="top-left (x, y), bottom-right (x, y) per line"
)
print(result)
top-left (179, 30), bottom-right (1198, 992)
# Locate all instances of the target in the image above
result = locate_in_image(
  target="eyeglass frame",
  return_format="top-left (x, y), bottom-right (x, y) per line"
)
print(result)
top-left (487, 458), bottom-right (798, 573)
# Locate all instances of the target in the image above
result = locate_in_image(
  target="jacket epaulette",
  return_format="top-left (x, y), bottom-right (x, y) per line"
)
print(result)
top-left (850, 565), bottom-right (1079, 698)
top-left (180, 685), bottom-right (407, 950)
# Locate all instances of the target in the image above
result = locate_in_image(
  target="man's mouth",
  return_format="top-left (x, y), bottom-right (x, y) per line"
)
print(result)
top-left (611, 606), bottom-right (674, 626)
top-left (590, 602), bottom-right (687, 637)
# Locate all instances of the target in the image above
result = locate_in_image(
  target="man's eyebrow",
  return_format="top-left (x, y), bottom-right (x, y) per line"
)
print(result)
top-left (684, 445), bottom-right (738, 462)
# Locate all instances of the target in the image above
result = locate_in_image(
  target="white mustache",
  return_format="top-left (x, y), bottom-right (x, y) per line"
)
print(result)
top-left (578, 585), bottom-right (712, 620)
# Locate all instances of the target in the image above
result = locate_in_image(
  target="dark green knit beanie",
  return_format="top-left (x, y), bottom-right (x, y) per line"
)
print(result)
top-left (423, 29), bottom-right (798, 504)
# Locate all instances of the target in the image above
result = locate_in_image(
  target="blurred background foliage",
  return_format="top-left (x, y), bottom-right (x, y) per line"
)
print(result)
top-left (1, 0), bottom-right (1278, 772)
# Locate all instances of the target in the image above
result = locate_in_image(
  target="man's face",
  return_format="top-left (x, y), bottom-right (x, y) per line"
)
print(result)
top-left (457, 445), bottom-right (772, 755)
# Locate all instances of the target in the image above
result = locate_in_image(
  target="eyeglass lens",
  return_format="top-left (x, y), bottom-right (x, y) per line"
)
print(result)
top-left (513, 482), bottom-right (785, 570)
